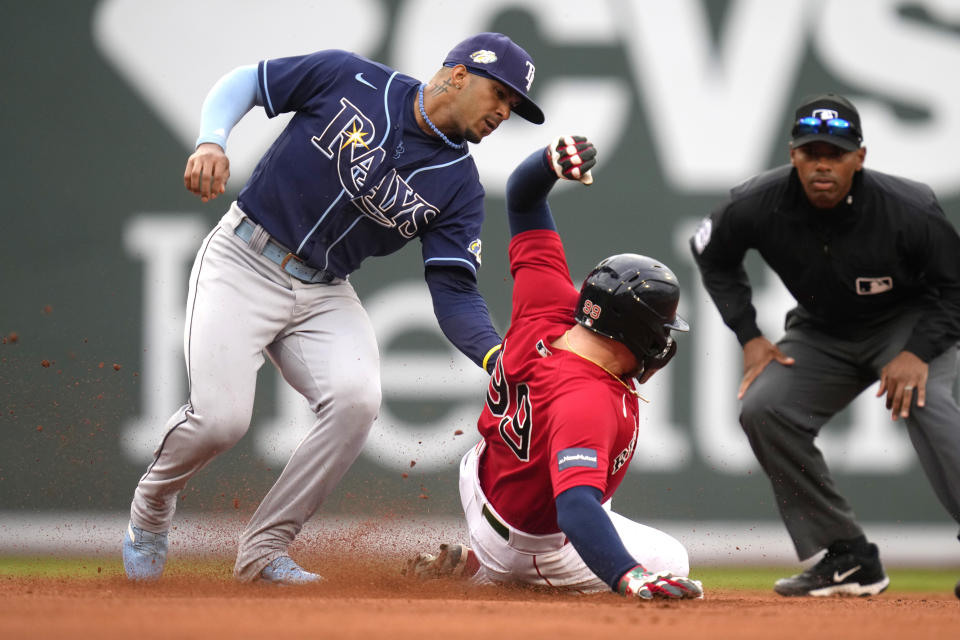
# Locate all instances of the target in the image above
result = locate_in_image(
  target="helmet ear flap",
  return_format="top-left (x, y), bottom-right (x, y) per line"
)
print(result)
top-left (636, 337), bottom-right (677, 384)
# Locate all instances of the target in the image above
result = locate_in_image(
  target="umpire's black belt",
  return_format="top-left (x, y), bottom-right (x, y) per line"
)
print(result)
top-left (482, 503), bottom-right (509, 541)
top-left (235, 218), bottom-right (338, 284)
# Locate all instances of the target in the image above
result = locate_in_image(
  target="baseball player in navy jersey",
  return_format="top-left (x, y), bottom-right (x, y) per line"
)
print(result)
top-left (122, 32), bottom-right (544, 584)
top-left (406, 137), bottom-right (704, 600)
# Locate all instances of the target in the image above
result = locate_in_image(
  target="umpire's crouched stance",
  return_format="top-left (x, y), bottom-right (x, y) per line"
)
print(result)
top-left (690, 93), bottom-right (960, 598)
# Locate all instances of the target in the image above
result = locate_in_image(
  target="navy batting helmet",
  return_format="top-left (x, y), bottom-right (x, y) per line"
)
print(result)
top-left (575, 254), bottom-right (689, 363)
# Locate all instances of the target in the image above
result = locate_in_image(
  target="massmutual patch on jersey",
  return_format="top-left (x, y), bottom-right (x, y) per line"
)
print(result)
top-left (557, 447), bottom-right (598, 471)
top-left (855, 276), bottom-right (893, 295)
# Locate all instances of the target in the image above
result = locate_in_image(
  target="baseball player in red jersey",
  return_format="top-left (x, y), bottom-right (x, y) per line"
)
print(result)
top-left (407, 137), bottom-right (703, 599)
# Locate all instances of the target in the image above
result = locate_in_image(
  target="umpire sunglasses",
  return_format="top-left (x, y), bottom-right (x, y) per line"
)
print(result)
top-left (792, 116), bottom-right (861, 141)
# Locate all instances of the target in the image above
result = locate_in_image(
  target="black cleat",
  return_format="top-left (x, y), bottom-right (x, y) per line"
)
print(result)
top-left (775, 542), bottom-right (889, 597)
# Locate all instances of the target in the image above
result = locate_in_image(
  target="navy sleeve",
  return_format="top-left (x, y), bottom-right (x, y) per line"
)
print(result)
top-left (505, 148), bottom-right (559, 236)
top-left (555, 485), bottom-right (639, 591)
top-left (425, 266), bottom-right (502, 370)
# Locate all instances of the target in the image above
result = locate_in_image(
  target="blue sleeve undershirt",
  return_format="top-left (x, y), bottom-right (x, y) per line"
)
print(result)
top-left (555, 485), bottom-right (641, 591)
top-left (195, 64), bottom-right (262, 150)
top-left (505, 147), bottom-right (559, 236)
top-left (424, 266), bottom-right (501, 371)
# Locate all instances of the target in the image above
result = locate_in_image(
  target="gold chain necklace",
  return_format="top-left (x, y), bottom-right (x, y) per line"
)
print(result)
top-left (563, 333), bottom-right (646, 401)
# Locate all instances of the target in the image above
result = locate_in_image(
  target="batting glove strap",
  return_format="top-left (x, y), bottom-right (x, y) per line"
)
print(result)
top-left (546, 135), bottom-right (597, 185)
top-left (617, 566), bottom-right (704, 600)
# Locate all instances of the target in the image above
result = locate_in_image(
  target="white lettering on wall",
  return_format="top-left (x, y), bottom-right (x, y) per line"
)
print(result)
top-left (815, 0), bottom-right (960, 195)
top-left (121, 216), bottom-right (918, 473)
top-left (111, 1), bottom-right (958, 473)
top-left (120, 214), bottom-right (207, 460)
top-left (615, 0), bottom-right (810, 191)
top-left (95, 0), bottom-right (960, 196)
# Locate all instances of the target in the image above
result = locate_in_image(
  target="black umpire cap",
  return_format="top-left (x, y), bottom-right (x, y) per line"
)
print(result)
top-left (791, 93), bottom-right (863, 152)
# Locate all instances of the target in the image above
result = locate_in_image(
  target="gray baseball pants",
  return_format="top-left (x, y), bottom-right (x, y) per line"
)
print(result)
top-left (129, 204), bottom-right (382, 581)
top-left (740, 309), bottom-right (960, 561)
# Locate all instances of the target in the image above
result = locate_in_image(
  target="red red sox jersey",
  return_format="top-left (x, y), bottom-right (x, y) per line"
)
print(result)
top-left (477, 229), bottom-right (640, 535)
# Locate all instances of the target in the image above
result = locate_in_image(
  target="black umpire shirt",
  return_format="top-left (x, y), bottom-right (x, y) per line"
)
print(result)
top-left (690, 165), bottom-right (960, 363)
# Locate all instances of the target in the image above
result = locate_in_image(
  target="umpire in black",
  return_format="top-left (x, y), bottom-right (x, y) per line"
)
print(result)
top-left (690, 93), bottom-right (960, 597)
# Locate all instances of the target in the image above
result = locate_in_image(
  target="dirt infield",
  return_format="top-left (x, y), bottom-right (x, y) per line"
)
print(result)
top-left (2, 554), bottom-right (958, 640)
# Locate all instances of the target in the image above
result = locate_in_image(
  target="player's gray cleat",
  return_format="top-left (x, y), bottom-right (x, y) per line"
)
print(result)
top-left (258, 555), bottom-right (323, 585)
top-left (122, 522), bottom-right (168, 581)
top-left (774, 542), bottom-right (889, 597)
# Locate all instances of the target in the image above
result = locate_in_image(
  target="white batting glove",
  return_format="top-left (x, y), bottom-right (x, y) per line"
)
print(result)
top-left (617, 566), bottom-right (704, 600)
top-left (546, 135), bottom-right (597, 185)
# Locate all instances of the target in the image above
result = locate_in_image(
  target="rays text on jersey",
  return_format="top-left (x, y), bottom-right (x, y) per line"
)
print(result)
top-left (312, 98), bottom-right (439, 238)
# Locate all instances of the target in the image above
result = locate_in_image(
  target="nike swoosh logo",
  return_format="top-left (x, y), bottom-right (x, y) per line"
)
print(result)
top-left (834, 565), bottom-right (861, 582)
top-left (355, 72), bottom-right (377, 90)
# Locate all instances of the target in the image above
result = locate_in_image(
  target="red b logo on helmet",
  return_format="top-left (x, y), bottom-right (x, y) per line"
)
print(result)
top-left (582, 300), bottom-right (602, 319)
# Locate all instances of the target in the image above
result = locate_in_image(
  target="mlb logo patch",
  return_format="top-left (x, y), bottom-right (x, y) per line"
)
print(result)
top-left (812, 108), bottom-right (839, 120)
top-left (557, 448), bottom-right (598, 471)
top-left (535, 339), bottom-right (552, 358)
top-left (856, 277), bottom-right (893, 295)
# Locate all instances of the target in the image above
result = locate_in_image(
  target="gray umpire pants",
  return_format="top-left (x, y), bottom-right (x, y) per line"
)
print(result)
top-left (739, 308), bottom-right (960, 561)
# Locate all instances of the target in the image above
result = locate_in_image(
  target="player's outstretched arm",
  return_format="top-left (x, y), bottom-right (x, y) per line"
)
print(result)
top-left (505, 135), bottom-right (597, 236)
top-left (555, 486), bottom-right (703, 599)
top-left (424, 266), bottom-right (501, 372)
top-left (184, 64), bottom-right (261, 202)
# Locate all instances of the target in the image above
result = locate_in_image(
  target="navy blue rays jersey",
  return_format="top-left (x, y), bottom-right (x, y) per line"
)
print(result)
top-left (236, 50), bottom-right (485, 278)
